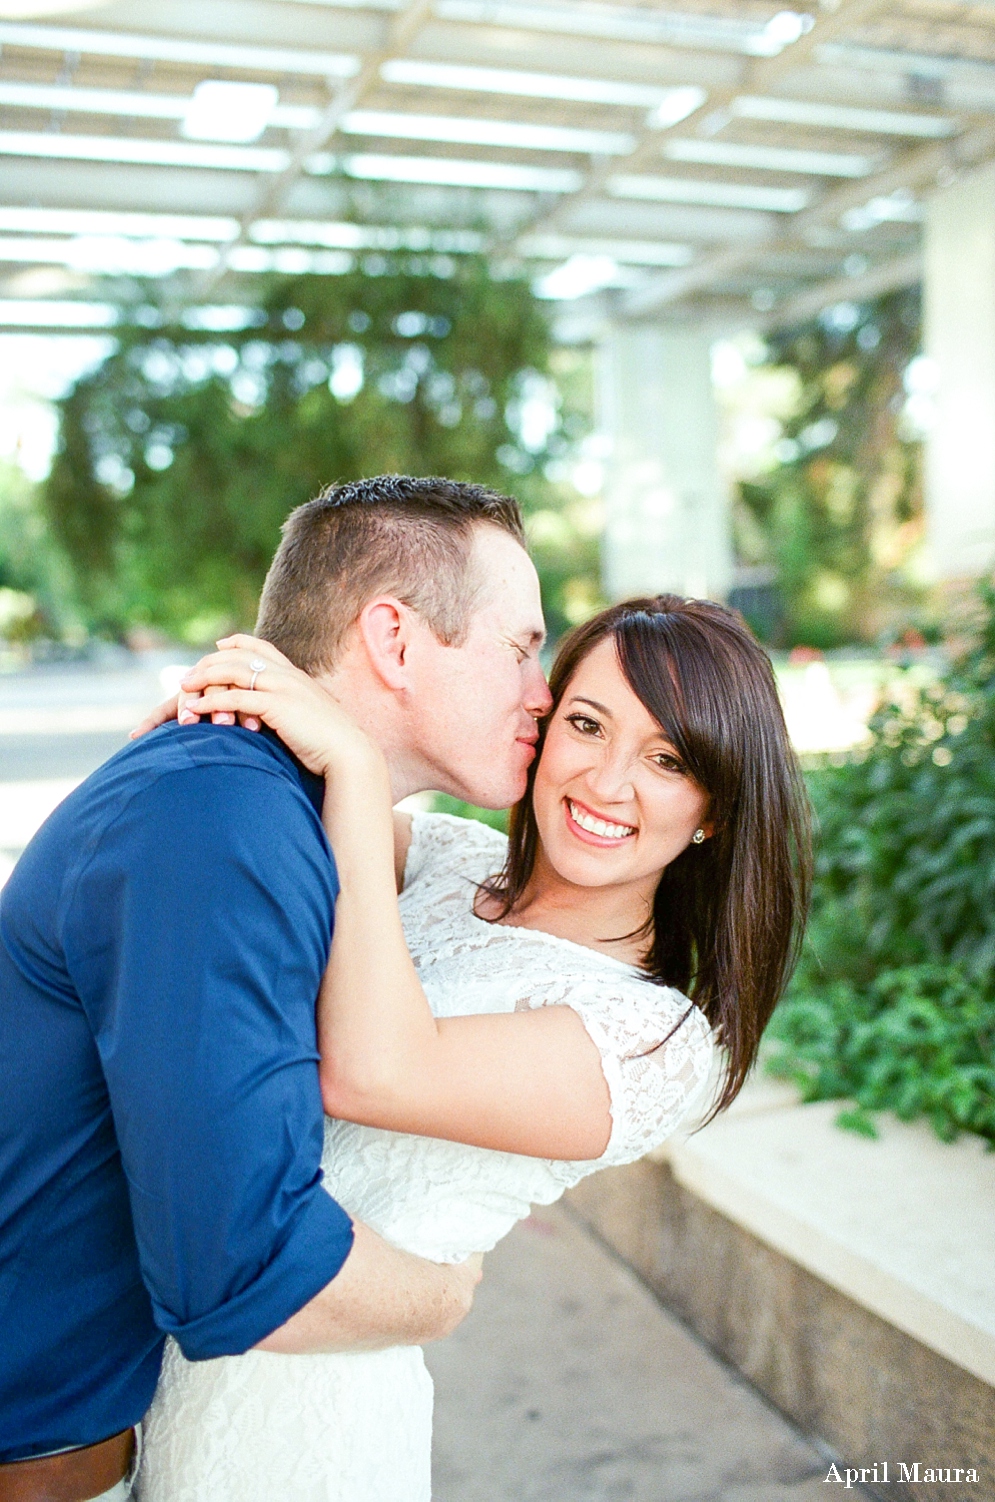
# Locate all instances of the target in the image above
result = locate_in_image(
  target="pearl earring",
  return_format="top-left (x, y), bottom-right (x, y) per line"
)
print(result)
top-left (692, 828), bottom-right (705, 844)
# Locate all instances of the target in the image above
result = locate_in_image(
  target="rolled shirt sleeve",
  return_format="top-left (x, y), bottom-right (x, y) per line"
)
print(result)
top-left (61, 754), bottom-right (354, 1359)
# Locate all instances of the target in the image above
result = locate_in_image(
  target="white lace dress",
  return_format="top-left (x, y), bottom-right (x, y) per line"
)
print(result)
top-left (136, 813), bottom-right (714, 1502)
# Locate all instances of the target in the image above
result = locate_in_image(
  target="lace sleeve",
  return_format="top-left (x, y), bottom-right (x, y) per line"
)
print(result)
top-left (404, 811), bottom-right (508, 890)
top-left (514, 972), bottom-right (715, 1168)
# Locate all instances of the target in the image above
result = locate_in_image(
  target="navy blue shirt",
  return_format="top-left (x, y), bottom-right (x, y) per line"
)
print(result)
top-left (0, 723), bottom-right (354, 1460)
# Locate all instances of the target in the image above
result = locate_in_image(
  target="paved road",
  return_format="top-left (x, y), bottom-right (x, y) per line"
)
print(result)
top-left (0, 661), bottom-right (176, 775)
top-left (1, 663), bottom-right (847, 1502)
top-left (0, 728), bottom-right (131, 783)
top-left (0, 657), bottom-right (182, 863)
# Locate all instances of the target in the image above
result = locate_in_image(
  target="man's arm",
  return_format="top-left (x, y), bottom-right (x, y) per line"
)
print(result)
top-left (256, 1222), bottom-right (481, 1354)
top-left (63, 743), bottom-right (472, 1360)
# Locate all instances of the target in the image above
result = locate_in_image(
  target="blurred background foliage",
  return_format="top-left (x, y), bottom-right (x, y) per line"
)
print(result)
top-left (768, 584), bottom-right (995, 1144)
top-left (0, 459), bottom-right (78, 648)
top-left (0, 276), bottom-right (931, 656)
top-left (36, 254), bottom-right (602, 647)
top-left (732, 288), bottom-right (926, 651)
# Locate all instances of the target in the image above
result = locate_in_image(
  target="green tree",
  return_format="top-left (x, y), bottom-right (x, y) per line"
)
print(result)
top-left (0, 461), bottom-right (77, 643)
top-left (738, 289), bottom-right (923, 648)
top-left (44, 257), bottom-right (599, 644)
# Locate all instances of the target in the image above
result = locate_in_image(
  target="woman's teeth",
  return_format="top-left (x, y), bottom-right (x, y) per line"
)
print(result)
top-left (568, 800), bottom-right (635, 840)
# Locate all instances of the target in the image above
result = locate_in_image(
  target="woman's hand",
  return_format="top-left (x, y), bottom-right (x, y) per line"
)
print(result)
top-left (135, 634), bottom-right (382, 783)
top-left (130, 636), bottom-right (267, 739)
top-left (131, 693), bottom-right (185, 739)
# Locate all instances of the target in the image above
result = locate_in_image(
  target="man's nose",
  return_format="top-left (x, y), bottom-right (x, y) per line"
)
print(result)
top-left (525, 662), bottom-right (553, 718)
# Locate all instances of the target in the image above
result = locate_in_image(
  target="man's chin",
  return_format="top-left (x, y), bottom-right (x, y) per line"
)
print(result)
top-left (439, 747), bottom-right (531, 811)
top-left (451, 773), bottom-right (528, 813)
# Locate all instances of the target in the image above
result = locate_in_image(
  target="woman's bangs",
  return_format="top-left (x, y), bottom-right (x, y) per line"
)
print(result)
top-left (613, 612), bottom-right (718, 786)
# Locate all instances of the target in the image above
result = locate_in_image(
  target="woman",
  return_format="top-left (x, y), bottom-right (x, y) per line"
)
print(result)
top-left (134, 595), bottom-right (809, 1501)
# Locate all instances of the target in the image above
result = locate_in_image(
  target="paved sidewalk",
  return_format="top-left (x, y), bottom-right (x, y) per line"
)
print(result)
top-left (426, 1202), bottom-right (846, 1502)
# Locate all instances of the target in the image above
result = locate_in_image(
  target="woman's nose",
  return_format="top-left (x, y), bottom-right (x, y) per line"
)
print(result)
top-left (584, 752), bottom-right (635, 803)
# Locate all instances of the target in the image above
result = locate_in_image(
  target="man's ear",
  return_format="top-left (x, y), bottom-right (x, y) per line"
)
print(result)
top-left (355, 597), bottom-right (414, 691)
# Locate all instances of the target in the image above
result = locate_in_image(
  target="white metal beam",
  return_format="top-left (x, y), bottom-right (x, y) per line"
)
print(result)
top-left (0, 19), bottom-right (358, 77)
top-left (620, 117), bottom-right (995, 318)
top-left (202, 0), bottom-right (437, 287)
top-left (0, 78), bottom-right (640, 156)
top-left (760, 250), bottom-right (922, 330)
top-left (512, 0), bottom-right (893, 250)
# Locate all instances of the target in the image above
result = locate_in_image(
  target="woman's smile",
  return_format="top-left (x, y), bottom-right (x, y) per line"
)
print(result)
top-left (564, 796), bottom-right (637, 846)
top-left (524, 637), bottom-right (713, 931)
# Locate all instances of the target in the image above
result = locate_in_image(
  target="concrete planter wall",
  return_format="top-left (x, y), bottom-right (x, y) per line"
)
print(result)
top-left (565, 1091), bottom-right (995, 1501)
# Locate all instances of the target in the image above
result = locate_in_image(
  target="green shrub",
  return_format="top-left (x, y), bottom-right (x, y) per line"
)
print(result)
top-left (767, 965), bottom-right (995, 1144)
top-left (767, 585), bottom-right (995, 1143)
top-left (427, 795), bottom-right (508, 834)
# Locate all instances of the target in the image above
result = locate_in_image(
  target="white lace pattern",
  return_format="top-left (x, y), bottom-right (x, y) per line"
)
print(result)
top-left (137, 813), bottom-right (714, 1501)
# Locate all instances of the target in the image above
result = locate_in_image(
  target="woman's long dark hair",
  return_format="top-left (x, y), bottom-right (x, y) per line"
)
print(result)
top-left (482, 596), bottom-right (811, 1119)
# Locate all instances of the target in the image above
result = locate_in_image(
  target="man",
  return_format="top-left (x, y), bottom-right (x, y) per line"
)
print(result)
top-left (0, 475), bottom-right (570, 1500)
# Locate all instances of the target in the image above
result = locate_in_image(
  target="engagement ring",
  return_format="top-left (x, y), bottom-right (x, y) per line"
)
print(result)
top-left (249, 658), bottom-right (266, 691)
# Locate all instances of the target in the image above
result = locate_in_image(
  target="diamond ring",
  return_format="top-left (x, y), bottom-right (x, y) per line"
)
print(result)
top-left (249, 657), bottom-right (267, 691)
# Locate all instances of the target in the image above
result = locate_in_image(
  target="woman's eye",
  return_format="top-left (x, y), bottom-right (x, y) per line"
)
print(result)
top-left (654, 753), bottom-right (686, 774)
top-left (566, 714), bottom-right (601, 736)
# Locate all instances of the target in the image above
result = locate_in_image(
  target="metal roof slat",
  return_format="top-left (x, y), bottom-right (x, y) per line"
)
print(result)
top-left (1, 0), bottom-right (995, 319)
top-left (504, 0), bottom-right (887, 268)
top-left (0, 20), bottom-right (360, 79)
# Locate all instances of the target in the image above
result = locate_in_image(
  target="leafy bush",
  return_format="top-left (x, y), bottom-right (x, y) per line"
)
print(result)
top-left (428, 795), bottom-right (508, 834)
top-left (767, 966), bottom-right (995, 1143)
top-left (767, 587), bottom-right (995, 1143)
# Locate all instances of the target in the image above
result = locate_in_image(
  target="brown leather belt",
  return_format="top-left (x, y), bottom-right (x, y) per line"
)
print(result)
top-left (0, 1430), bottom-right (135, 1502)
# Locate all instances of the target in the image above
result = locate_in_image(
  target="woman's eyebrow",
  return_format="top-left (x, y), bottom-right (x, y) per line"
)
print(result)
top-left (569, 696), bottom-right (613, 717)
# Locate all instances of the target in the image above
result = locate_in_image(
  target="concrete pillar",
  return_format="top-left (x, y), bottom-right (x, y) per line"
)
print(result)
top-left (597, 324), bottom-right (732, 603)
top-left (923, 159), bottom-right (995, 581)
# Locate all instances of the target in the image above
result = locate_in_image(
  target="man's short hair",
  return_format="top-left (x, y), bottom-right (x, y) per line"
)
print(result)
top-left (255, 474), bottom-right (526, 673)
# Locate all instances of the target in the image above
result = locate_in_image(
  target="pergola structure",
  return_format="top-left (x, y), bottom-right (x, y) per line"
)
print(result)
top-left (1, 0), bottom-right (994, 589)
